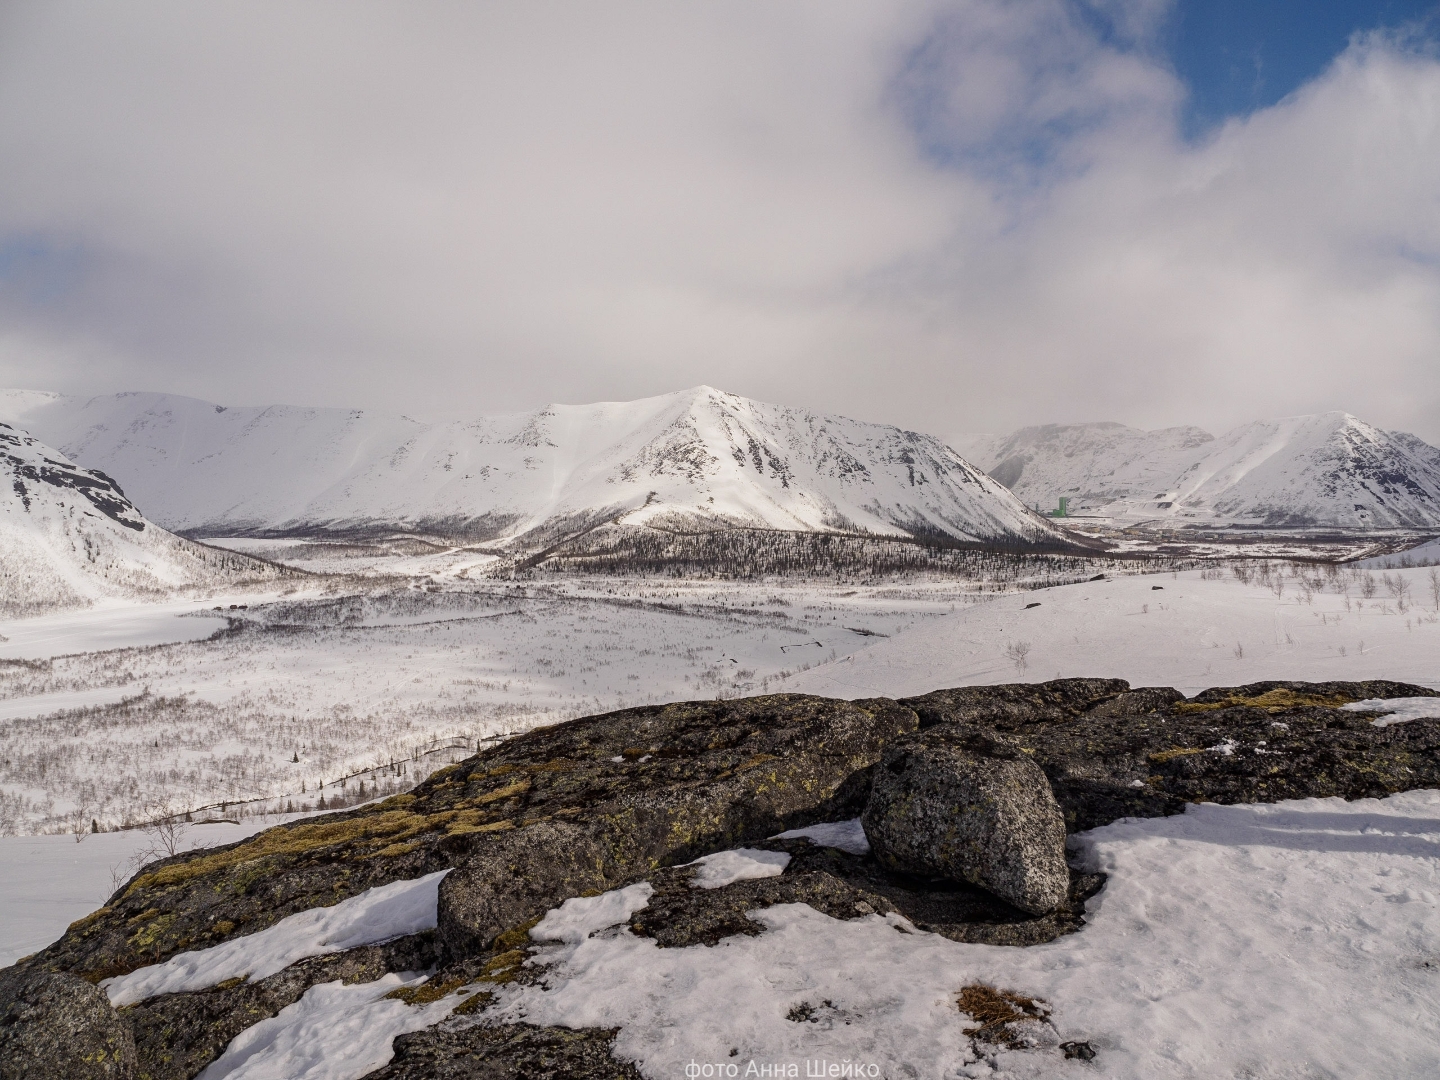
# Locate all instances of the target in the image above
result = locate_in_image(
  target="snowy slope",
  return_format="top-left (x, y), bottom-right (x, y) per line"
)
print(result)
top-left (1, 387), bottom-right (1061, 548)
top-left (0, 422), bottom-right (285, 616)
top-left (957, 412), bottom-right (1440, 528)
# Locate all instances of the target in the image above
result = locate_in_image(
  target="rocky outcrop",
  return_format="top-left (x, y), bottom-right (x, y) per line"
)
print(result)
top-left (903, 678), bottom-right (1440, 831)
top-left (28, 694), bottom-right (915, 984)
top-left (629, 836), bottom-right (1105, 950)
top-left (361, 1023), bottom-right (642, 1080)
top-left (862, 730), bottom-right (1070, 915)
top-left (1, 677), bottom-right (1436, 1080)
top-left (121, 934), bottom-right (440, 1080)
top-left (0, 968), bottom-right (137, 1080)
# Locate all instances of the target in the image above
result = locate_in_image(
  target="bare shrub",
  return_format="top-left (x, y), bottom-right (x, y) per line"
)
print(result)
top-left (1003, 641), bottom-right (1032, 674)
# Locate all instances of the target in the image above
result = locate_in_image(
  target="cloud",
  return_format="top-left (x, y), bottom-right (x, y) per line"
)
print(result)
top-left (0, 1), bottom-right (1435, 444)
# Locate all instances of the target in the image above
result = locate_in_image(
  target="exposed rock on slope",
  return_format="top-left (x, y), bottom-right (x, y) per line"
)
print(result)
top-left (2, 678), bottom-right (1437, 1079)
top-left (0, 422), bottom-right (287, 616)
top-left (956, 413), bottom-right (1440, 528)
top-left (1, 386), bottom-right (1063, 549)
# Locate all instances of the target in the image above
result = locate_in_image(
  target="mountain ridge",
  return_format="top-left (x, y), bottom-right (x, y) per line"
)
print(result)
top-left (1, 421), bottom-right (287, 615)
top-left (0, 386), bottom-right (1063, 550)
top-left (955, 412), bottom-right (1440, 529)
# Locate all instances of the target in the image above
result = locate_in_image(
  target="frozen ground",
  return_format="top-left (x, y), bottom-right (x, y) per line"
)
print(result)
top-left (792, 562), bottom-right (1440, 699)
top-left (0, 595), bottom-right (259, 660)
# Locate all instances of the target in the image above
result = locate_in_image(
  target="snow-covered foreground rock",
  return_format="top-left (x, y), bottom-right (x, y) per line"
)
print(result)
top-left (105, 870), bottom-right (450, 1006)
top-left (0, 385), bottom-right (1060, 548)
top-left (955, 411), bottom-right (1440, 528)
top-left (792, 563), bottom-right (1440, 699)
top-left (3, 678), bottom-right (1439, 1078)
top-left (487, 791), bottom-right (1440, 1079)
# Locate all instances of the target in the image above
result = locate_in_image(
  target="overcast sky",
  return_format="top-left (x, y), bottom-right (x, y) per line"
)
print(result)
top-left (1, 0), bottom-right (1438, 444)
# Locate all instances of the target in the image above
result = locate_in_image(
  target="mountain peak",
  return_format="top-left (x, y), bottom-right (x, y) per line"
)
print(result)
top-left (1, 388), bottom-right (1063, 548)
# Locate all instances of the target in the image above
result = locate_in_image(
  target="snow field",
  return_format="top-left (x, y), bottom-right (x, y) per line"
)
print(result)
top-left (792, 562), bottom-right (1440, 699)
top-left (488, 791), bottom-right (1440, 1079)
top-left (0, 819), bottom-right (295, 967)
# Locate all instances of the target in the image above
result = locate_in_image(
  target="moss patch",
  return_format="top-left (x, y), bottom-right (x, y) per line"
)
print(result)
top-left (956, 984), bottom-right (1051, 1047)
top-left (385, 977), bottom-right (467, 1005)
top-left (1174, 688), bottom-right (1357, 714)
top-left (1148, 747), bottom-right (1205, 763)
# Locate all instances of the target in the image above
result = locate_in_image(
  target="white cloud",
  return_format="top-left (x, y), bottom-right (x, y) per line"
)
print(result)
top-left (0, 1), bottom-right (1435, 443)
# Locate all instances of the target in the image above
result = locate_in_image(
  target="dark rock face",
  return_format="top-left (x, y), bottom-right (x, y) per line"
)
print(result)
top-left (901, 679), bottom-right (1131, 728)
top-left (903, 678), bottom-right (1440, 832)
top-left (434, 694), bottom-right (917, 956)
top-left (361, 1023), bottom-right (642, 1080)
top-left (862, 732), bottom-right (1070, 915)
top-left (122, 934), bottom-right (440, 1080)
top-left (0, 968), bottom-right (137, 1080)
top-left (29, 694), bottom-right (915, 984)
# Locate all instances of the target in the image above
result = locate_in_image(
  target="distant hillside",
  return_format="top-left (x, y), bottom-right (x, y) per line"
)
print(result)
top-left (0, 422), bottom-right (288, 616)
top-left (954, 413), bottom-right (1440, 529)
top-left (1, 386), bottom-right (1065, 550)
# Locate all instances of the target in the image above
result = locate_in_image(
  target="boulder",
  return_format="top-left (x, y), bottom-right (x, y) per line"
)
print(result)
top-left (862, 730), bottom-right (1070, 915)
top-left (0, 968), bottom-right (136, 1080)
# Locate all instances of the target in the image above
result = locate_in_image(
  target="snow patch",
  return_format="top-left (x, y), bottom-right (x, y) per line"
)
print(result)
top-left (1343, 697), bottom-right (1440, 727)
top-left (104, 870), bottom-right (449, 1006)
top-left (772, 818), bottom-right (871, 856)
top-left (530, 882), bottom-right (654, 944)
top-left (196, 972), bottom-right (460, 1080)
top-left (687, 848), bottom-right (791, 889)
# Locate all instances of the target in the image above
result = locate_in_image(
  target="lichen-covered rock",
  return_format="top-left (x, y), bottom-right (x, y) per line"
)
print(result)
top-left (862, 731), bottom-right (1070, 915)
top-left (0, 968), bottom-right (136, 1080)
top-left (436, 694), bottom-right (918, 954)
top-left (900, 679), bottom-right (1130, 728)
top-left (905, 678), bottom-right (1440, 832)
top-left (122, 933), bottom-right (440, 1080)
top-left (25, 694), bottom-right (915, 983)
top-left (360, 1022), bottom-right (642, 1080)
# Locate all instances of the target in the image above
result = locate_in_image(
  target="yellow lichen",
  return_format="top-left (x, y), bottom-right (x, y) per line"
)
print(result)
top-left (1148, 748), bottom-right (1205, 763)
top-left (384, 977), bottom-right (467, 1005)
top-left (1173, 688), bottom-right (1356, 714)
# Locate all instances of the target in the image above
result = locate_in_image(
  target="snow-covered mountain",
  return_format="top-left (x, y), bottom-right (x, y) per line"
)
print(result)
top-left (955, 412), bottom-right (1440, 529)
top-left (0, 387), bottom-right (1062, 549)
top-left (1, 421), bottom-right (286, 615)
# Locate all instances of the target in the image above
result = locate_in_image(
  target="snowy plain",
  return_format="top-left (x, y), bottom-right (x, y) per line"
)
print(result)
top-left (792, 562), bottom-right (1440, 699)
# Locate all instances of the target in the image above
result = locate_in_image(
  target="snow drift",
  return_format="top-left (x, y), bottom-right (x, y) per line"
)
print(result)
top-left (0, 386), bottom-right (1062, 549)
